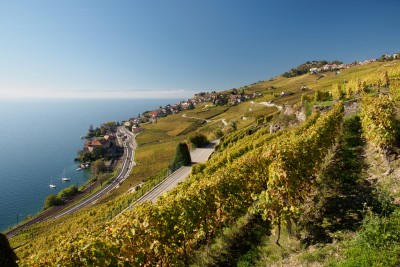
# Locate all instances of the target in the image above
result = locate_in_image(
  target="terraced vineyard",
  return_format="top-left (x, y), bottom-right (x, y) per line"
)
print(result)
top-left (8, 61), bottom-right (400, 266)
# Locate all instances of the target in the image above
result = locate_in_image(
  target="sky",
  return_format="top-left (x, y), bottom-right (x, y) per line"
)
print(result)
top-left (1, 0), bottom-right (399, 99)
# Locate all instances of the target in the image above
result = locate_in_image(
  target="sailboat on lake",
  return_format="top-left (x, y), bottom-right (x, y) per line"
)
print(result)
top-left (49, 177), bottom-right (56, 188)
top-left (61, 169), bottom-right (70, 182)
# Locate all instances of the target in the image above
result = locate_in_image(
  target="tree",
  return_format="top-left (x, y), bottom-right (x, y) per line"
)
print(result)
top-left (44, 194), bottom-right (63, 209)
top-left (170, 143), bottom-right (191, 172)
top-left (231, 120), bottom-right (238, 131)
top-left (92, 160), bottom-right (107, 175)
top-left (0, 233), bottom-right (18, 267)
top-left (105, 121), bottom-right (117, 126)
top-left (87, 124), bottom-right (95, 137)
top-left (58, 185), bottom-right (78, 199)
top-left (314, 89), bottom-right (330, 101)
top-left (94, 127), bottom-right (101, 137)
top-left (79, 151), bottom-right (92, 162)
top-left (188, 102), bottom-right (195, 110)
top-left (92, 146), bottom-right (104, 160)
top-left (100, 127), bottom-right (108, 136)
top-left (189, 133), bottom-right (208, 148)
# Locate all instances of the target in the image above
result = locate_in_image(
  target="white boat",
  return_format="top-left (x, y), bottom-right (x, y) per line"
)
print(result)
top-left (76, 167), bottom-right (82, 171)
top-left (49, 177), bottom-right (56, 188)
top-left (61, 169), bottom-right (71, 181)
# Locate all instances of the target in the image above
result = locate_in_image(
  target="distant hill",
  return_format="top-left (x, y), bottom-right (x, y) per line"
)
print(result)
top-left (282, 60), bottom-right (343, 78)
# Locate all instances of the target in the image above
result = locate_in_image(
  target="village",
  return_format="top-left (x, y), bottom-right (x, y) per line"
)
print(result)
top-left (77, 52), bottom-right (400, 168)
top-left (122, 90), bottom-right (263, 133)
top-left (75, 89), bottom-right (263, 170)
top-left (309, 53), bottom-right (399, 74)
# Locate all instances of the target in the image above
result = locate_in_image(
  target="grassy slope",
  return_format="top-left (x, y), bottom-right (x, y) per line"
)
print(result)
top-left (11, 60), bottom-right (400, 264)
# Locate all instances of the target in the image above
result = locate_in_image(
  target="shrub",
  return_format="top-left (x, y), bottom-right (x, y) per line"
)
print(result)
top-left (92, 160), bottom-right (107, 175)
top-left (214, 130), bottom-right (224, 139)
top-left (314, 89), bottom-right (331, 101)
top-left (334, 209), bottom-right (400, 266)
top-left (44, 194), bottom-right (63, 209)
top-left (169, 143), bottom-right (192, 172)
top-left (301, 93), bottom-right (312, 105)
top-left (191, 163), bottom-right (206, 175)
top-left (58, 185), bottom-right (78, 199)
top-left (189, 133), bottom-right (209, 148)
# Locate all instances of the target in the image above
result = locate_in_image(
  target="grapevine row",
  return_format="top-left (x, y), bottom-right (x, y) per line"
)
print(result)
top-left (200, 111), bottom-right (320, 175)
top-left (253, 101), bottom-right (344, 243)
top-left (22, 102), bottom-right (345, 266)
top-left (360, 93), bottom-right (397, 161)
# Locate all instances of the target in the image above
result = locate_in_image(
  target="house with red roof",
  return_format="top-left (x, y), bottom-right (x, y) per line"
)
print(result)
top-left (83, 139), bottom-right (103, 152)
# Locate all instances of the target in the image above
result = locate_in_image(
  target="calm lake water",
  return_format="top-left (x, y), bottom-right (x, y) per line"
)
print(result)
top-left (0, 98), bottom-right (181, 231)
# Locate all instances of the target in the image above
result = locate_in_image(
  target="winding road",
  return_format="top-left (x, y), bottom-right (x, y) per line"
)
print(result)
top-left (118, 140), bottom-right (218, 216)
top-left (5, 129), bottom-right (217, 238)
top-left (5, 127), bottom-right (135, 238)
top-left (54, 127), bottom-right (136, 218)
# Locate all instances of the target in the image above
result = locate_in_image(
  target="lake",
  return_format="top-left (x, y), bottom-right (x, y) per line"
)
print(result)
top-left (0, 98), bottom-right (181, 231)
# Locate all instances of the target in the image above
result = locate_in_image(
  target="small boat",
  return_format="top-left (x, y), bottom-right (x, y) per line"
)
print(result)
top-left (76, 167), bottom-right (82, 171)
top-left (61, 169), bottom-right (70, 181)
top-left (49, 177), bottom-right (56, 188)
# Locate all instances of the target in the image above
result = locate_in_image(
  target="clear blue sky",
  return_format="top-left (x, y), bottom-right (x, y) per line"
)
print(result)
top-left (1, 0), bottom-right (399, 99)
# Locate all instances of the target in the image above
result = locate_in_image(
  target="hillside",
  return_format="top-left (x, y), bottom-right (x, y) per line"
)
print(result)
top-left (6, 59), bottom-right (400, 266)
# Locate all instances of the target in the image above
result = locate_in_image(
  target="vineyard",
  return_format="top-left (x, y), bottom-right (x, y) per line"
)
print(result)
top-left (7, 60), bottom-right (400, 266)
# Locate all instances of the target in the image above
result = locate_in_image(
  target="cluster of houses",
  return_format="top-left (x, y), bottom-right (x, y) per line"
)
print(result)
top-left (81, 123), bottom-right (119, 161)
top-left (122, 91), bottom-right (263, 133)
top-left (310, 53), bottom-right (400, 74)
top-left (310, 61), bottom-right (368, 74)
top-left (378, 53), bottom-right (400, 61)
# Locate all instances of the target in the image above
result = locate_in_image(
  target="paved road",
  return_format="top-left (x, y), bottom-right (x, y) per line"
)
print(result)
top-left (137, 166), bottom-right (192, 203)
top-left (5, 127), bottom-right (136, 238)
top-left (5, 135), bottom-right (216, 237)
top-left (54, 127), bottom-right (135, 218)
top-left (120, 140), bottom-right (218, 213)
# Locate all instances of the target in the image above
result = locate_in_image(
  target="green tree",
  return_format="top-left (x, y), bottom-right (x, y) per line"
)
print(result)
top-left (314, 89), bottom-right (330, 101)
top-left (79, 151), bottom-right (92, 162)
top-left (188, 101), bottom-right (195, 110)
top-left (105, 121), bottom-right (116, 126)
top-left (87, 124), bottom-right (95, 137)
top-left (94, 127), bottom-right (101, 137)
top-left (44, 194), bottom-right (62, 209)
top-left (92, 160), bottom-right (107, 175)
top-left (189, 133), bottom-right (208, 148)
top-left (231, 120), bottom-right (238, 131)
top-left (170, 143), bottom-right (191, 172)
top-left (58, 185), bottom-right (78, 200)
top-left (92, 146), bottom-right (104, 160)
top-left (0, 233), bottom-right (18, 267)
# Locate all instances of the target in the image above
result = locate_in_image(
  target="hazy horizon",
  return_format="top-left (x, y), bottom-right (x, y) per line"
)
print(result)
top-left (1, 0), bottom-right (399, 99)
top-left (0, 88), bottom-right (194, 99)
